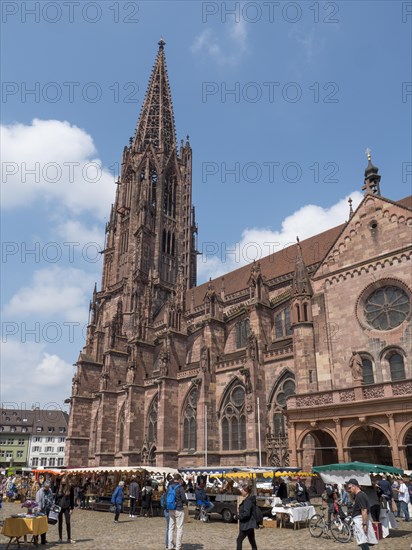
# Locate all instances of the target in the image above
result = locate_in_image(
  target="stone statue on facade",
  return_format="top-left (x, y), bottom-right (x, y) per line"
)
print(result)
top-left (72, 376), bottom-right (80, 396)
top-left (126, 363), bottom-right (136, 385)
top-left (349, 352), bottom-right (363, 382)
top-left (159, 351), bottom-right (169, 377)
top-left (200, 345), bottom-right (210, 373)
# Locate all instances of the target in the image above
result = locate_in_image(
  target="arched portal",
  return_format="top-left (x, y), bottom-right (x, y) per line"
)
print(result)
top-left (348, 426), bottom-right (392, 465)
top-left (404, 426), bottom-right (412, 469)
top-left (301, 430), bottom-right (338, 470)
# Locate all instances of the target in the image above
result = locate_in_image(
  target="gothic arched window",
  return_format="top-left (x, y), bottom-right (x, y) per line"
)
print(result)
top-left (221, 384), bottom-right (246, 451)
top-left (182, 387), bottom-right (198, 451)
top-left (389, 352), bottom-right (405, 381)
top-left (362, 357), bottom-right (374, 385)
top-left (364, 285), bottom-right (410, 330)
top-left (149, 162), bottom-right (157, 213)
top-left (147, 397), bottom-right (158, 446)
top-left (270, 373), bottom-right (295, 437)
top-left (236, 319), bottom-right (250, 349)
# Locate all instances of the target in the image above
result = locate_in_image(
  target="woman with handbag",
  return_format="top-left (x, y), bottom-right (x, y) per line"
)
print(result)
top-left (56, 477), bottom-right (76, 544)
top-left (111, 481), bottom-right (125, 523)
top-left (237, 481), bottom-right (258, 550)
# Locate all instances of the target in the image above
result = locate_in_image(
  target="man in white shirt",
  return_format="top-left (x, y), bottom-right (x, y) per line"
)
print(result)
top-left (398, 476), bottom-right (411, 522)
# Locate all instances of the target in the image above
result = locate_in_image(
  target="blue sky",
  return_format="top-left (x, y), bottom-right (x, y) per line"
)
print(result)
top-left (1, 1), bottom-right (411, 410)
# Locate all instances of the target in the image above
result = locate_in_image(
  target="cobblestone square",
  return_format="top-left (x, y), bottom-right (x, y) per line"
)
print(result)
top-left (1, 503), bottom-right (412, 550)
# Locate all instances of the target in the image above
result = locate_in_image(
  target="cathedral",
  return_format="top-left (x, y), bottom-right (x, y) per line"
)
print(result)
top-left (65, 40), bottom-right (412, 470)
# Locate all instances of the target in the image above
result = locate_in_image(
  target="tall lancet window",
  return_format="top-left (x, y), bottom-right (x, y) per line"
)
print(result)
top-left (147, 397), bottom-right (158, 447)
top-left (163, 167), bottom-right (177, 217)
top-left (182, 386), bottom-right (198, 451)
top-left (221, 384), bottom-right (246, 451)
top-left (149, 162), bottom-right (157, 214)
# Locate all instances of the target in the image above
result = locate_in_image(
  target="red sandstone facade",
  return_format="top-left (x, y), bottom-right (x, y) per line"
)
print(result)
top-left (65, 42), bottom-right (412, 470)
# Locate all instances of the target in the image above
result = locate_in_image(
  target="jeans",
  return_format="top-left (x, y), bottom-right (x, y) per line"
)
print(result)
top-left (236, 528), bottom-right (257, 550)
top-left (58, 508), bottom-right (71, 540)
top-left (130, 497), bottom-right (137, 516)
top-left (394, 499), bottom-right (401, 517)
top-left (164, 509), bottom-right (170, 547)
top-left (168, 509), bottom-right (184, 550)
top-left (114, 503), bottom-right (122, 521)
top-left (400, 501), bottom-right (410, 521)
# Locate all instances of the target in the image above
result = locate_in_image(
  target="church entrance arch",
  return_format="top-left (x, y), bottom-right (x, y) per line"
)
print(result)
top-left (404, 426), bottom-right (412, 469)
top-left (348, 426), bottom-right (392, 465)
top-left (301, 430), bottom-right (338, 470)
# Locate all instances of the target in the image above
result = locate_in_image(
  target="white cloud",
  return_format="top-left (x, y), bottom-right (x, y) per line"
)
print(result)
top-left (55, 219), bottom-right (105, 251)
top-left (1, 118), bottom-right (114, 218)
top-left (197, 192), bottom-right (363, 282)
top-left (1, 340), bottom-right (73, 408)
top-left (2, 265), bottom-right (96, 323)
top-left (191, 20), bottom-right (248, 66)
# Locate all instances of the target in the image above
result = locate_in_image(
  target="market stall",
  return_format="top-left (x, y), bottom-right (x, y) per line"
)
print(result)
top-left (312, 461), bottom-right (403, 538)
top-left (63, 465), bottom-right (178, 514)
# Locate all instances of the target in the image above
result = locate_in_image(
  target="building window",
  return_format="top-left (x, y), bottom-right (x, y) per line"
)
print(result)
top-left (6, 451), bottom-right (13, 458)
top-left (182, 387), bottom-right (198, 451)
top-left (0, 450), bottom-right (4, 457)
top-left (46, 437), bottom-right (54, 443)
top-left (273, 413), bottom-right (286, 438)
top-left (48, 427), bottom-right (55, 432)
top-left (40, 458), bottom-right (47, 467)
top-left (32, 458), bottom-right (39, 467)
top-left (221, 385), bottom-right (247, 451)
top-left (49, 458), bottom-right (56, 466)
top-left (58, 437), bottom-right (65, 443)
top-left (59, 428), bottom-right (66, 433)
top-left (34, 437), bottom-right (41, 442)
top-left (10, 427), bottom-right (16, 432)
top-left (18, 439), bottom-right (24, 445)
top-left (16, 451), bottom-right (23, 458)
top-left (389, 353), bottom-right (405, 381)
top-left (7, 438), bottom-right (13, 445)
top-left (57, 458), bottom-right (64, 466)
top-left (362, 358), bottom-right (374, 385)
top-left (33, 446), bottom-right (40, 452)
top-left (58, 447), bottom-right (64, 453)
top-left (274, 307), bottom-right (292, 339)
top-left (147, 398), bottom-right (158, 447)
top-left (36, 427), bottom-right (42, 432)
top-left (22, 427), bottom-right (28, 433)
top-left (236, 318), bottom-right (250, 349)
top-left (45, 446), bottom-right (53, 452)
top-left (364, 285), bottom-right (410, 330)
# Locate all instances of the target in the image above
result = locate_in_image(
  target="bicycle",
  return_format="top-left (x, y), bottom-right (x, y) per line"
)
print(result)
top-left (309, 506), bottom-right (352, 543)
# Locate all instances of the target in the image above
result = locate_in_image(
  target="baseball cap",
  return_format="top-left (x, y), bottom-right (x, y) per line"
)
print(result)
top-left (346, 478), bottom-right (360, 487)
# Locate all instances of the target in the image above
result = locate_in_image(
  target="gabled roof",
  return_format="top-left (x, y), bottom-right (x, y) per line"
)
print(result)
top-left (187, 195), bottom-right (411, 310)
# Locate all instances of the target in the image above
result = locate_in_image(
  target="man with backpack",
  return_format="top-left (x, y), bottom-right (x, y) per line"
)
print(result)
top-left (322, 483), bottom-right (336, 527)
top-left (167, 473), bottom-right (187, 550)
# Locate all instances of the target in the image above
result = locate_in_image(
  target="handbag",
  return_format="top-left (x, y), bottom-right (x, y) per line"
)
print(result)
top-left (48, 504), bottom-right (61, 525)
top-left (109, 504), bottom-right (116, 513)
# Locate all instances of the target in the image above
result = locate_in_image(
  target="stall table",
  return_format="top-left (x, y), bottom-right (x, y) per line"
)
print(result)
top-left (271, 505), bottom-right (316, 529)
top-left (1, 515), bottom-right (48, 549)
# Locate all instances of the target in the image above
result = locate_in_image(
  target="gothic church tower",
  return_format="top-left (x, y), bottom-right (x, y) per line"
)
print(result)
top-left (65, 40), bottom-right (197, 466)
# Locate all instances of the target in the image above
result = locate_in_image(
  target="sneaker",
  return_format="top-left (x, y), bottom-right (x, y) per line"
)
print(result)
top-left (58, 541), bottom-right (63, 544)
top-left (68, 541), bottom-right (76, 545)
top-left (114, 520), bottom-right (119, 523)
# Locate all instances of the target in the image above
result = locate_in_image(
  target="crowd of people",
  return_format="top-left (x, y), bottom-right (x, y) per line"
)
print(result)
top-left (1, 470), bottom-right (411, 550)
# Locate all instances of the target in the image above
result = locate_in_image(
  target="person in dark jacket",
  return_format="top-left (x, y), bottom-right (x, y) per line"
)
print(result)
top-left (129, 476), bottom-right (139, 518)
top-left (111, 481), bottom-right (125, 523)
top-left (167, 473), bottom-right (188, 550)
top-left (237, 481), bottom-right (258, 550)
top-left (276, 479), bottom-right (287, 500)
top-left (56, 477), bottom-right (76, 544)
top-left (140, 479), bottom-right (153, 517)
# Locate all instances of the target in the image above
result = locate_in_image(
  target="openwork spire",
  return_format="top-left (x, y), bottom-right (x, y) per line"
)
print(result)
top-left (292, 237), bottom-right (313, 297)
top-left (134, 38), bottom-right (177, 155)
